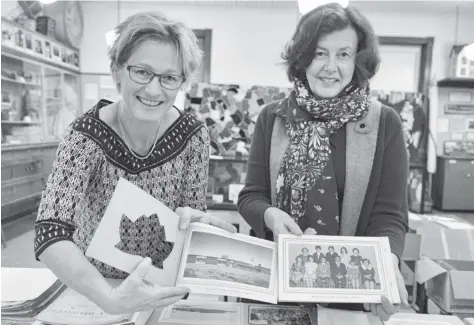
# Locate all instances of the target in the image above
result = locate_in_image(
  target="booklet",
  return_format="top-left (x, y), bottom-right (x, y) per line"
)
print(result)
top-left (158, 299), bottom-right (315, 325)
top-left (86, 178), bottom-right (400, 305)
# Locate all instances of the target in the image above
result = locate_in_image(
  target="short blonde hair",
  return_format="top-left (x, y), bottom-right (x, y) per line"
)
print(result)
top-left (108, 12), bottom-right (202, 91)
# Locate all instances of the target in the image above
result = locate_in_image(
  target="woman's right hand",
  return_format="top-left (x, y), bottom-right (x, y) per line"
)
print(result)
top-left (263, 207), bottom-right (303, 239)
top-left (102, 257), bottom-right (189, 315)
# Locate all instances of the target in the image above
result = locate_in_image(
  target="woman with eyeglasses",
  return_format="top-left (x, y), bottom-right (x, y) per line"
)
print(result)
top-left (33, 12), bottom-right (236, 315)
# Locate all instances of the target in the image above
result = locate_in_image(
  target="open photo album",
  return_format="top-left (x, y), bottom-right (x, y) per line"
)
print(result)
top-left (86, 178), bottom-right (400, 305)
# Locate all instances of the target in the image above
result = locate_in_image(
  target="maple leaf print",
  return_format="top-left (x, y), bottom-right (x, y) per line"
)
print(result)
top-left (115, 213), bottom-right (174, 269)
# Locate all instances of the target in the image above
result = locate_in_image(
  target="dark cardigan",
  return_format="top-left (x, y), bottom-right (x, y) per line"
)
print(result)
top-left (237, 97), bottom-right (409, 259)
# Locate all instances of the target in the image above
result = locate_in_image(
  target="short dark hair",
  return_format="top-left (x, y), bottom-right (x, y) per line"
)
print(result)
top-left (315, 245), bottom-right (321, 250)
top-left (353, 248), bottom-right (359, 253)
top-left (281, 3), bottom-right (380, 88)
top-left (328, 246), bottom-right (334, 250)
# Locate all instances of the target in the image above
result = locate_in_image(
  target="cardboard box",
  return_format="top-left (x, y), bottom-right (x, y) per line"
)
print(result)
top-left (400, 260), bottom-right (415, 286)
top-left (417, 222), bottom-right (474, 261)
top-left (417, 258), bottom-right (474, 315)
top-left (427, 297), bottom-right (443, 314)
top-left (415, 224), bottom-right (474, 315)
top-left (464, 318), bottom-right (474, 325)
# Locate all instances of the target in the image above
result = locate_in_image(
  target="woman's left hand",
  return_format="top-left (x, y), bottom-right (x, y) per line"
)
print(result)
top-left (363, 253), bottom-right (409, 321)
top-left (176, 207), bottom-right (237, 233)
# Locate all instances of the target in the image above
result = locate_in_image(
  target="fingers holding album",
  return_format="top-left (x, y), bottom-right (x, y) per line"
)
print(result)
top-left (207, 215), bottom-right (238, 233)
top-left (118, 257), bottom-right (152, 292)
top-left (364, 296), bottom-right (397, 322)
top-left (105, 257), bottom-right (189, 314)
top-left (176, 207), bottom-right (237, 233)
top-left (264, 207), bottom-right (303, 237)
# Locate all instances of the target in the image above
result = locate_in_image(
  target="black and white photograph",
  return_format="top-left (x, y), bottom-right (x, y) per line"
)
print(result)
top-left (467, 119), bottom-right (474, 131)
top-left (34, 38), bottom-right (43, 54)
top-left (61, 47), bottom-right (67, 63)
top-left (248, 305), bottom-right (312, 325)
top-left (183, 230), bottom-right (273, 289)
top-left (159, 300), bottom-right (242, 325)
top-left (2, 1), bottom-right (474, 325)
top-left (286, 243), bottom-right (381, 290)
top-left (52, 45), bottom-right (61, 61)
top-left (278, 235), bottom-right (400, 304)
top-left (24, 32), bottom-right (32, 51)
top-left (44, 41), bottom-right (52, 59)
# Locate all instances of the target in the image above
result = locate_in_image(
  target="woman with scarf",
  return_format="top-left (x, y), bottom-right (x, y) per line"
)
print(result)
top-left (238, 3), bottom-right (408, 321)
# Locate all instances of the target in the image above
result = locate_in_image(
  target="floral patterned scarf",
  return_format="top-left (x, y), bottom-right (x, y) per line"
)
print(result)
top-left (275, 78), bottom-right (371, 235)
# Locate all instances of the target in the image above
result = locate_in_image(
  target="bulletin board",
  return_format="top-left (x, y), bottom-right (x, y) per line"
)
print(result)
top-left (436, 83), bottom-right (474, 158)
top-left (81, 73), bottom-right (120, 113)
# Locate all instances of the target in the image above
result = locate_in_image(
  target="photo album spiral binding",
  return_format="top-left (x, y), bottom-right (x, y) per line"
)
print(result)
top-left (86, 178), bottom-right (400, 305)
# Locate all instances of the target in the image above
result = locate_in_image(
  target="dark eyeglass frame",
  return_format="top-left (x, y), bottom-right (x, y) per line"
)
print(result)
top-left (126, 65), bottom-right (186, 90)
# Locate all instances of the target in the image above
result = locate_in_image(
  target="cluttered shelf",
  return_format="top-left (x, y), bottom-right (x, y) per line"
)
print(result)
top-left (1, 76), bottom-right (42, 87)
top-left (437, 78), bottom-right (474, 89)
top-left (1, 17), bottom-right (82, 147)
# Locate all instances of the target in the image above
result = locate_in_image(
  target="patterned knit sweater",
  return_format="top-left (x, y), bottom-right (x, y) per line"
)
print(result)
top-left (34, 100), bottom-right (209, 279)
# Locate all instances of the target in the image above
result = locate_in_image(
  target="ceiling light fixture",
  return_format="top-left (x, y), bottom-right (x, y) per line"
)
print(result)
top-left (297, 0), bottom-right (349, 15)
top-left (464, 43), bottom-right (474, 61)
top-left (38, 0), bottom-right (57, 4)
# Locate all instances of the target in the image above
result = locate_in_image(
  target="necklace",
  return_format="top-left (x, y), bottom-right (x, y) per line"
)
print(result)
top-left (117, 101), bottom-right (163, 160)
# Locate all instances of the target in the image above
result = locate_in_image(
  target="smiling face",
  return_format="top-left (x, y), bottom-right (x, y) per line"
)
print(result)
top-left (305, 27), bottom-right (358, 98)
top-left (116, 38), bottom-right (182, 122)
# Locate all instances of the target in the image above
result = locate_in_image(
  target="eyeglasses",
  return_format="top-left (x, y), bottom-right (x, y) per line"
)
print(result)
top-left (126, 65), bottom-right (186, 90)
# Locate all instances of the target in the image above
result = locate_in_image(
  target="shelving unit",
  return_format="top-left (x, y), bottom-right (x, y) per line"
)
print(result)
top-left (1, 17), bottom-right (82, 223)
top-left (1, 77), bottom-right (42, 88)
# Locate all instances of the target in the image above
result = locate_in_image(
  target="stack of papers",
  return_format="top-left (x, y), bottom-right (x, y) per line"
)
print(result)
top-left (32, 286), bottom-right (138, 325)
top-left (2, 278), bottom-right (66, 324)
top-left (1, 268), bottom-right (152, 325)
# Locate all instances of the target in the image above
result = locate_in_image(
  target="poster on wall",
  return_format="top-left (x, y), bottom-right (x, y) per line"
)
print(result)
top-left (371, 90), bottom-right (427, 166)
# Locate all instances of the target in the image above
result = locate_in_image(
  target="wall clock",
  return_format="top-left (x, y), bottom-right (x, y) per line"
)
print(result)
top-left (43, 1), bottom-right (83, 49)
